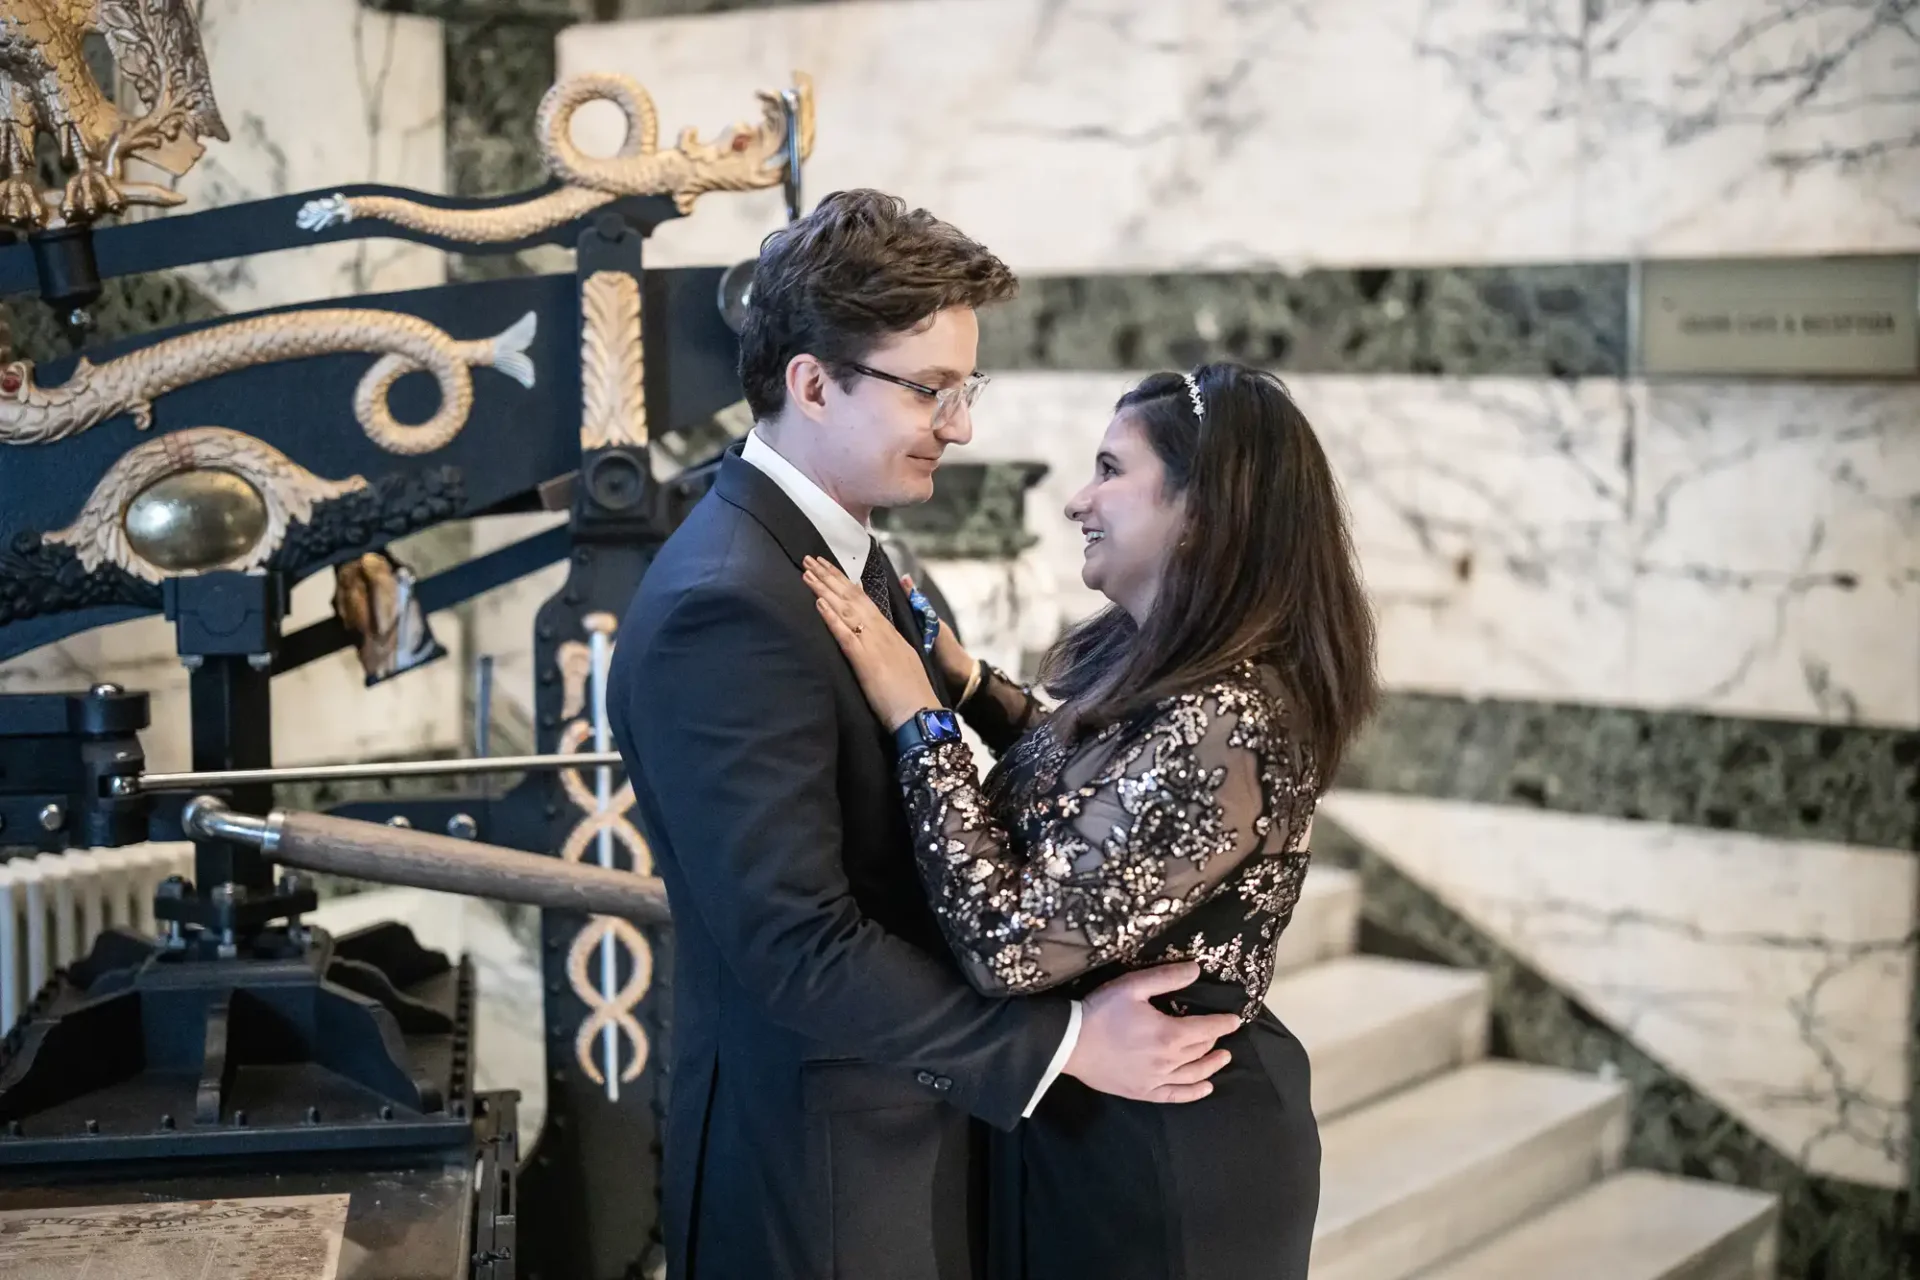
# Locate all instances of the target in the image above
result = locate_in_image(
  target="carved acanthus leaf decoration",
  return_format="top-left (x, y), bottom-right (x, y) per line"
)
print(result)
top-left (580, 271), bottom-right (646, 449)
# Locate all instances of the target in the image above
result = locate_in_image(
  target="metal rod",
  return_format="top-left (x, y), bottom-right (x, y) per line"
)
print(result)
top-left (136, 751), bottom-right (623, 792)
top-left (181, 797), bottom-right (671, 922)
top-left (781, 85), bottom-right (804, 222)
top-left (473, 655), bottom-right (494, 760)
top-left (590, 625), bottom-right (619, 1104)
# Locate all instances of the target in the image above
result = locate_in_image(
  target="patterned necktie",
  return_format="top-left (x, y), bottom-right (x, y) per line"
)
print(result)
top-left (860, 538), bottom-right (896, 627)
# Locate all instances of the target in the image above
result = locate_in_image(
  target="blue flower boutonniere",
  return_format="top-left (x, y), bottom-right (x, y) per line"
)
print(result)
top-left (906, 585), bottom-right (940, 656)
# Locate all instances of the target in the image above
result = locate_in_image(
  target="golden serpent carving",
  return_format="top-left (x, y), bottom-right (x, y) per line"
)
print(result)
top-left (580, 270), bottom-right (645, 449)
top-left (557, 613), bottom-right (654, 1088)
top-left (44, 427), bottom-right (365, 582)
top-left (295, 70), bottom-right (814, 245)
top-left (0, 309), bottom-right (537, 454)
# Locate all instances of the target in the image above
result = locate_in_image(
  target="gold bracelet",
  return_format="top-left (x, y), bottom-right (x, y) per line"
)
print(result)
top-left (958, 659), bottom-right (985, 708)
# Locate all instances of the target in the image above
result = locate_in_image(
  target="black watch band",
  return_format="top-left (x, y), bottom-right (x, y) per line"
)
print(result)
top-left (894, 708), bottom-right (962, 759)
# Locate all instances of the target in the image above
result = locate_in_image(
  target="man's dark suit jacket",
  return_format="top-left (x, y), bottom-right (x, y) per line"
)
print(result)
top-left (608, 444), bottom-right (1072, 1280)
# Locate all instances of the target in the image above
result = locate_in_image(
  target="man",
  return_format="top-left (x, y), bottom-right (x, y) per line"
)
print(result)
top-left (608, 190), bottom-right (1232, 1280)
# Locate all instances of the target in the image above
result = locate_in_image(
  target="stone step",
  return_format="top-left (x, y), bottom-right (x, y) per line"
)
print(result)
top-left (1272, 864), bottom-right (1360, 974)
top-left (1267, 955), bottom-right (1488, 1120)
top-left (1312, 1062), bottom-right (1628, 1280)
top-left (1415, 1171), bottom-right (1779, 1280)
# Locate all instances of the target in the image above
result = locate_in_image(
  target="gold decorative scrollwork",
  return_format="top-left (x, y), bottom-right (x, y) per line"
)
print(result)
top-left (43, 426), bottom-right (365, 582)
top-left (0, 308), bottom-right (537, 453)
top-left (556, 612), bottom-right (655, 1087)
top-left (295, 71), bottom-right (814, 245)
top-left (580, 270), bottom-right (646, 450)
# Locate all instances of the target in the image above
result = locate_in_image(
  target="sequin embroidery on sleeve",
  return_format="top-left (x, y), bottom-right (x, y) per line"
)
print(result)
top-left (897, 664), bottom-right (1319, 1015)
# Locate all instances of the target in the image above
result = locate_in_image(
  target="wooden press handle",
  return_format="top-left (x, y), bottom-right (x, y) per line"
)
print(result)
top-left (269, 809), bottom-right (671, 924)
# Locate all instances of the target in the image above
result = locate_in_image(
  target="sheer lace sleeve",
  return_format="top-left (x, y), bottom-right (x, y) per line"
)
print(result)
top-left (956, 662), bottom-right (1045, 758)
top-left (898, 674), bottom-right (1303, 997)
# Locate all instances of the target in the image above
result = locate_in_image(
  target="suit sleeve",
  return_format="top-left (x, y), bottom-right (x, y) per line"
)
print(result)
top-left (624, 583), bottom-right (1071, 1130)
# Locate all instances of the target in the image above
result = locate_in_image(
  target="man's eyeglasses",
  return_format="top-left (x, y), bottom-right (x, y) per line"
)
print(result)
top-left (845, 362), bottom-right (990, 427)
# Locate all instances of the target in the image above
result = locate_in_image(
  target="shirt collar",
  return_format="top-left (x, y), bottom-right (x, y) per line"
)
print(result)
top-left (740, 428), bottom-right (873, 581)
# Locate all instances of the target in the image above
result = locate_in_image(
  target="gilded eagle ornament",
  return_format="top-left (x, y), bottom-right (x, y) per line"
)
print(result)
top-left (0, 0), bottom-right (227, 231)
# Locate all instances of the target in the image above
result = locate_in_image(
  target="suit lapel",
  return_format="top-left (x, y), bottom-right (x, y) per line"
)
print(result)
top-left (714, 443), bottom-right (837, 571)
top-left (717, 444), bottom-right (950, 710)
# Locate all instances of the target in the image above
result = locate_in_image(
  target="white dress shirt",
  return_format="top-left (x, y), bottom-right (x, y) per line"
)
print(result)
top-left (740, 428), bottom-right (1081, 1117)
top-left (742, 428), bottom-right (872, 580)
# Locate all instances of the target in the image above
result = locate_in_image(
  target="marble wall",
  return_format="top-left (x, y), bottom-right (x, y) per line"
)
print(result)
top-left (559, 2), bottom-right (1920, 1264)
top-left (948, 372), bottom-right (1920, 729)
top-left (167, 0), bottom-right (448, 311)
top-left (558, 0), bottom-right (1920, 272)
top-left (0, 0), bottom-right (467, 771)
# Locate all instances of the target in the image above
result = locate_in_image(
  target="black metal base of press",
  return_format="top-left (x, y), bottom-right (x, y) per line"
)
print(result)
top-left (0, 919), bottom-right (475, 1173)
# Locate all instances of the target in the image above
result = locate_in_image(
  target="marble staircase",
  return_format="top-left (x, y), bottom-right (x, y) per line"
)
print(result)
top-left (1272, 867), bottom-right (1781, 1279)
top-left (309, 870), bottom-right (1782, 1278)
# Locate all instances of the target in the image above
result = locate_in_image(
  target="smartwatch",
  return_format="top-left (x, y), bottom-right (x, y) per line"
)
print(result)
top-left (893, 707), bottom-right (961, 759)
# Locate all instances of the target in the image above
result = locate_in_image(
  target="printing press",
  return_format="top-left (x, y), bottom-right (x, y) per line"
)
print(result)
top-left (0, 6), bottom-right (825, 1275)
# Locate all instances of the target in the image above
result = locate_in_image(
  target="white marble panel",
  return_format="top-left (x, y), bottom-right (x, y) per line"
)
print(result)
top-left (466, 512), bottom-right (571, 742)
top-left (1318, 789), bottom-right (1916, 1188)
top-left (955, 371), bottom-right (1629, 704)
top-left (558, 0), bottom-right (1919, 273)
top-left (1630, 383), bottom-right (1920, 727)
top-left (147, 0), bottom-right (447, 312)
top-left (949, 371), bottom-right (1920, 725)
top-left (275, 569), bottom-right (468, 768)
top-left (1307, 377), bottom-right (1635, 705)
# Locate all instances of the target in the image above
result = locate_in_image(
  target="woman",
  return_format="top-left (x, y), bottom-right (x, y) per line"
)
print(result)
top-left (802, 361), bottom-right (1378, 1279)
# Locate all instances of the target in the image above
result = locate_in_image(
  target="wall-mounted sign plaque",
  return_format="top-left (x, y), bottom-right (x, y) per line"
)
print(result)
top-left (1636, 257), bottom-right (1917, 378)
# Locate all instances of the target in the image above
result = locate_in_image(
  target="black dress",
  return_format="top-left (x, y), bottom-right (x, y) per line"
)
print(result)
top-left (899, 661), bottom-right (1323, 1280)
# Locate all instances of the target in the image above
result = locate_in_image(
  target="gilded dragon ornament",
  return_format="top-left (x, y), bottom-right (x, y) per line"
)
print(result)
top-left (0, 0), bottom-right (228, 230)
top-left (0, 309), bottom-right (537, 452)
top-left (297, 70), bottom-right (815, 244)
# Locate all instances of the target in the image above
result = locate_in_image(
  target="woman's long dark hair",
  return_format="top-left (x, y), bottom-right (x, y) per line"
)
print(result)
top-left (1041, 362), bottom-right (1379, 785)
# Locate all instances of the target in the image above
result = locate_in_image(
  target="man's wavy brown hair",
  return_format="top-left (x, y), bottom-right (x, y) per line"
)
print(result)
top-left (738, 189), bottom-right (1017, 421)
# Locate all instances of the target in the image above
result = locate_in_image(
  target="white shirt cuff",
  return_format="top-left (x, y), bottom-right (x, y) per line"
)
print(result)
top-left (1022, 1000), bottom-right (1082, 1118)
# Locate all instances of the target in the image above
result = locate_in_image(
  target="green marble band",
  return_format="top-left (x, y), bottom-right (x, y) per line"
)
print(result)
top-left (980, 265), bottom-right (1628, 379)
top-left (1342, 691), bottom-right (1920, 854)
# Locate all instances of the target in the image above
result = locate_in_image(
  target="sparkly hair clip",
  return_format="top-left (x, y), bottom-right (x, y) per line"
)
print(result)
top-left (1182, 371), bottom-right (1205, 421)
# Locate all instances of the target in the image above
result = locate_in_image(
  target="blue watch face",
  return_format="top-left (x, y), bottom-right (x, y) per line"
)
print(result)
top-left (923, 709), bottom-right (959, 740)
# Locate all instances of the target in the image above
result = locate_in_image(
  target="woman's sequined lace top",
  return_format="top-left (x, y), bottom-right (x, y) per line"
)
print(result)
top-left (898, 660), bottom-right (1320, 1019)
